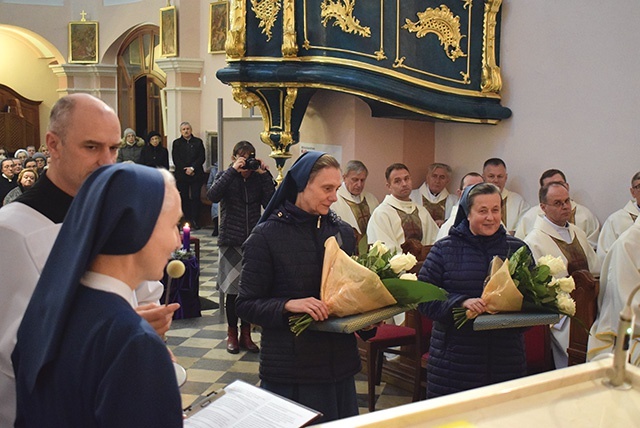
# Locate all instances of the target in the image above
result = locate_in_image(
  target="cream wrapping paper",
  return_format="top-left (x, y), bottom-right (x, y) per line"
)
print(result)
top-left (321, 237), bottom-right (397, 317)
top-left (466, 256), bottom-right (524, 319)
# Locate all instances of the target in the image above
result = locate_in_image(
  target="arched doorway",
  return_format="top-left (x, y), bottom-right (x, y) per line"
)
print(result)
top-left (117, 25), bottom-right (166, 139)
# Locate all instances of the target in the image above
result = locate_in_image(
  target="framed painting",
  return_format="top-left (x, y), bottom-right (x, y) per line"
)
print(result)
top-left (208, 1), bottom-right (228, 54)
top-left (160, 5), bottom-right (178, 57)
top-left (68, 21), bottom-right (99, 64)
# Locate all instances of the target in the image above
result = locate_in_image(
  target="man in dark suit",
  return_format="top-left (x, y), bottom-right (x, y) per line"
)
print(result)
top-left (172, 121), bottom-right (205, 229)
top-left (0, 158), bottom-right (18, 202)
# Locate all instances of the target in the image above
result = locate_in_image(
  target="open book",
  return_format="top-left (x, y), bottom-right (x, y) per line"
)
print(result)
top-left (183, 380), bottom-right (322, 428)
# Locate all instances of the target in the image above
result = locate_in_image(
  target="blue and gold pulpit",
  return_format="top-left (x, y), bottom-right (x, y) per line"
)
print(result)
top-left (217, 0), bottom-right (510, 174)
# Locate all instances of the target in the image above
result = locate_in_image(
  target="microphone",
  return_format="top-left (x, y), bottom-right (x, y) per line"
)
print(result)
top-left (164, 260), bottom-right (186, 306)
top-left (605, 283), bottom-right (640, 389)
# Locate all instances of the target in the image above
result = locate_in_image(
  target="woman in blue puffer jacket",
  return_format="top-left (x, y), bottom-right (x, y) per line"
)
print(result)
top-left (237, 151), bottom-right (375, 423)
top-left (419, 183), bottom-right (528, 398)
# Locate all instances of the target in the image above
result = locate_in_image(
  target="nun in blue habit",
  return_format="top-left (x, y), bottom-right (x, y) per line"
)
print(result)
top-left (12, 164), bottom-right (183, 427)
top-left (417, 183), bottom-right (528, 398)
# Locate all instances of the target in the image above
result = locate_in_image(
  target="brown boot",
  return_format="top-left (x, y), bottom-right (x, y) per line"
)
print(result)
top-left (239, 324), bottom-right (259, 353)
top-left (226, 326), bottom-right (239, 354)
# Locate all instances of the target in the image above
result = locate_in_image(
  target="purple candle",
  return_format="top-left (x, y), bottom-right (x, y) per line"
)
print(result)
top-left (182, 223), bottom-right (191, 251)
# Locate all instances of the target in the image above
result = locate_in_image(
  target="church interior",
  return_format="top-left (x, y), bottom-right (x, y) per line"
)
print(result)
top-left (2, 0), bottom-right (640, 426)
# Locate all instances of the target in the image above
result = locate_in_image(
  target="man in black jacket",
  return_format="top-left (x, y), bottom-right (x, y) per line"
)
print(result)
top-left (172, 122), bottom-right (205, 229)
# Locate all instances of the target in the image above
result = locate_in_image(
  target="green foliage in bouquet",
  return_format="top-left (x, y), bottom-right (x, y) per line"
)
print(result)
top-left (382, 278), bottom-right (447, 306)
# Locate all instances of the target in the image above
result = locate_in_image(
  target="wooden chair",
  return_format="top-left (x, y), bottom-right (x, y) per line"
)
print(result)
top-left (524, 325), bottom-right (554, 374)
top-left (357, 309), bottom-right (424, 411)
top-left (567, 270), bottom-right (599, 366)
top-left (417, 314), bottom-right (433, 399)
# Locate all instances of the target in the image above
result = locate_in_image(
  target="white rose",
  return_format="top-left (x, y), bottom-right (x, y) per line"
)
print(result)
top-left (537, 255), bottom-right (566, 276)
top-left (556, 277), bottom-right (575, 293)
top-left (370, 240), bottom-right (389, 257)
top-left (389, 253), bottom-right (418, 274)
top-left (556, 292), bottom-right (576, 316)
top-left (399, 273), bottom-right (418, 281)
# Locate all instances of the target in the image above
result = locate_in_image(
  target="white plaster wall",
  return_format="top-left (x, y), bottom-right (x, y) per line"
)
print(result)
top-left (435, 1), bottom-right (640, 223)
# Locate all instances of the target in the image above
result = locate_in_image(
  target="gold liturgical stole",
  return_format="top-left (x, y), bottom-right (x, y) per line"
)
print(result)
top-left (343, 197), bottom-right (371, 235)
top-left (422, 195), bottom-right (446, 223)
top-left (501, 197), bottom-right (508, 226)
top-left (550, 235), bottom-right (589, 275)
top-left (393, 207), bottom-right (423, 242)
top-left (569, 206), bottom-right (577, 225)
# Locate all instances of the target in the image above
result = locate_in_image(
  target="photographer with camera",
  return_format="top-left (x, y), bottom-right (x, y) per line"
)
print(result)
top-left (207, 141), bottom-right (276, 353)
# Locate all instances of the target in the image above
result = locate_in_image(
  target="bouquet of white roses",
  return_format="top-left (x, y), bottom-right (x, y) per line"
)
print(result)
top-left (453, 246), bottom-right (577, 329)
top-left (289, 238), bottom-right (447, 335)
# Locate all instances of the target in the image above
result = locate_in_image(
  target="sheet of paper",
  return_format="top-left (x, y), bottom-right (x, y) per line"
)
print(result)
top-left (184, 380), bottom-right (320, 428)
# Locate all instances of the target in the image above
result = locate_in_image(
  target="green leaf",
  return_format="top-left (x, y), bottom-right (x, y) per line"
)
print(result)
top-left (533, 265), bottom-right (551, 283)
top-left (382, 278), bottom-right (447, 305)
top-left (357, 236), bottom-right (369, 257)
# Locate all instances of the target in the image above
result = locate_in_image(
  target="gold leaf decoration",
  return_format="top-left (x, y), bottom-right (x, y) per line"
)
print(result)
top-left (252, 0), bottom-right (281, 42)
top-left (320, 0), bottom-right (371, 38)
top-left (403, 5), bottom-right (467, 61)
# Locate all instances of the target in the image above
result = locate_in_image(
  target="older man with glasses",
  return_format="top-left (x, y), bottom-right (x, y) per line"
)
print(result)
top-left (523, 181), bottom-right (600, 369)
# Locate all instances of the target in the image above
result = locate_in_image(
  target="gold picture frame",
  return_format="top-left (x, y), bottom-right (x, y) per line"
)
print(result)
top-left (160, 5), bottom-right (178, 58)
top-left (208, 1), bottom-right (228, 54)
top-left (68, 21), bottom-right (99, 64)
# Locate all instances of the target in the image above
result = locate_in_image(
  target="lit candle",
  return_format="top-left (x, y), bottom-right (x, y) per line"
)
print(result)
top-left (182, 223), bottom-right (191, 251)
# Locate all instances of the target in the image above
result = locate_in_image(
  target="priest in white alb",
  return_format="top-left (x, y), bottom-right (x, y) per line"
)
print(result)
top-left (524, 182), bottom-right (600, 369)
top-left (597, 171), bottom-right (640, 259)
top-left (367, 163), bottom-right (439, 253)
top-left (515, 169), bottom-right (600, 250)
top-left (410, 162), bottom-right (458, 227)
top-left (483, 158), bottom-right (530, 233)
top-left (588, 216), bottom-right (640, 365)
top-left (331, 160), bottom-right (379, 246)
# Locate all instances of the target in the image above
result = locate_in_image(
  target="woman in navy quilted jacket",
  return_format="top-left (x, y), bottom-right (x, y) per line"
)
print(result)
top-left (418, 183), bottom-right (528, 398)
top-left (237, 151), bottom-right (376, 423)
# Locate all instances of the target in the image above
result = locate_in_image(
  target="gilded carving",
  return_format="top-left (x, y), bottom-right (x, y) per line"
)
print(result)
top-left (282, 0), bottom-right (298, 57)
top-left (320, 0), bottom-right (371, 38)
top-left (226, 0), bottom-right (247, 58)
top-left (252, 0), bottom-right (281, 42)
top-left (481, 0), bottom-right (502, 93)
top-left (403, 5), bottom-right (467, 62)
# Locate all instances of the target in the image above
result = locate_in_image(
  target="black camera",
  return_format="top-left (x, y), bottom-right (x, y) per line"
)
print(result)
top-left (242, 155), bottom-right (261, 171)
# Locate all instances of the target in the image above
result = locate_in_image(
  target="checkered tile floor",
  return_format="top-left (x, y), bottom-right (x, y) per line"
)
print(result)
top-left (167, 228), bottom-right (413, 415)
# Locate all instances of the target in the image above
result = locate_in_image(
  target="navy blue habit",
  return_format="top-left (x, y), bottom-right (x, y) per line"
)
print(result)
top-left (12, 164), bottom-right (183, 427)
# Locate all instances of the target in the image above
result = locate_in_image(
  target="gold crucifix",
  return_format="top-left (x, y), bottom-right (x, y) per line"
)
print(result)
top-left (80, 10), bottom-right (87, 21)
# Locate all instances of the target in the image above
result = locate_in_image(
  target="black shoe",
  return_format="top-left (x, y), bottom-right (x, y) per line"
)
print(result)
top-left (211, 224), bottom-right (219, 237)
top-left (191, 221), bottom-right (201, 230)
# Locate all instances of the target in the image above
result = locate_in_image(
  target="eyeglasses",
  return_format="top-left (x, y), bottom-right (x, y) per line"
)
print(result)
top-left (632, 184), bottom-right (640, 191)
top-left (546, 199), bottom-right (571, 208)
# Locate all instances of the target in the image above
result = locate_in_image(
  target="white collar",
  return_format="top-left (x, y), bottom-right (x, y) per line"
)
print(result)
top-left (543, 215), bottom-right (572, 243)
top-left (384, 194), bottom-right (417, 212)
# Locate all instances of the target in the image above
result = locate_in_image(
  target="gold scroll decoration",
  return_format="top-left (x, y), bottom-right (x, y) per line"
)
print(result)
top-left (252, 0), bottom-right (281, 42)
top-left (231, 85), bottom-right (298, 184)
top-left (481, 0), bottom-right (502, 93)
top-left (320, 0), bottom-right (371, 38)
top-left (403, 5), bottom-right (467, 62)
top-left (282, 0), bottom-right (298, 57)
top-left (226, 0), bottom-right (247, 58)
